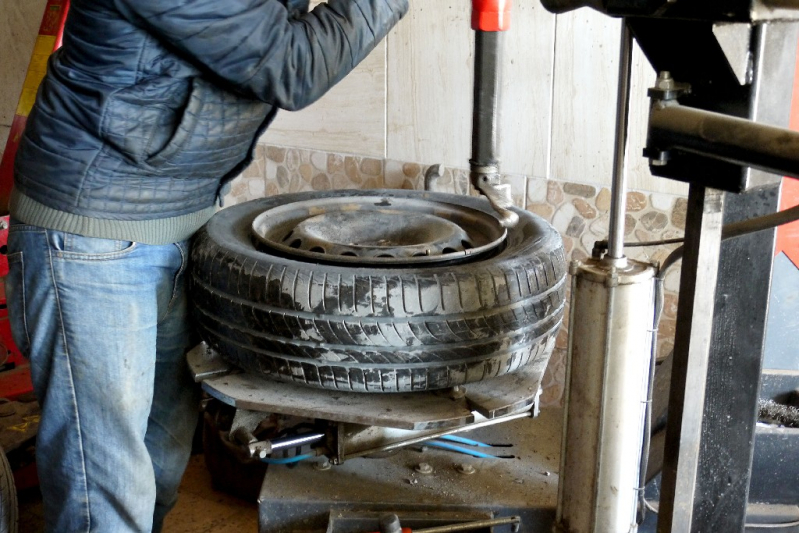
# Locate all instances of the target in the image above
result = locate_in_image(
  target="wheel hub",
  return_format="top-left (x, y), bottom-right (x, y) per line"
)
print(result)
top-left (251, 194), bottom-right (507, 265)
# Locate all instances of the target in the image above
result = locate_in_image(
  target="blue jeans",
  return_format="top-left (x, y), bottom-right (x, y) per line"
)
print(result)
top-left (5, 222), bottom-right (200, 532)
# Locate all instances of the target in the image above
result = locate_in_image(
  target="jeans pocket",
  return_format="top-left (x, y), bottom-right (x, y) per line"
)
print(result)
top-left (4, 252), bottom-right (30, 357)
top-left (52, 232), bottom-right (137, 260)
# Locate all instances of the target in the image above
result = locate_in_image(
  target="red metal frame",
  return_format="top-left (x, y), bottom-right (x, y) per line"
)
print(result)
top-left (0, 1), bottom-right (69, 399)
top-left (776, 38), bottom-right (799, 268)
top-left (0, 0), bottom-right (70, 215)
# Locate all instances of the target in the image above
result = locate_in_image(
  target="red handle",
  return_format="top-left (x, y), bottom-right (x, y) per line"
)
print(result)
top-left (472, 0), bottom-right (512, 31)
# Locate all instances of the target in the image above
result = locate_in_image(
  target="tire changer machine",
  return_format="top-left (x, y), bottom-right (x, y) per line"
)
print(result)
top-left (190, 1), bottom-right (799, 532)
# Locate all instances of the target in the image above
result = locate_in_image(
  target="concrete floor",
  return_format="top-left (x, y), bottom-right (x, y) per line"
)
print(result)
top-left (19, 454), bottom-right (260, 532)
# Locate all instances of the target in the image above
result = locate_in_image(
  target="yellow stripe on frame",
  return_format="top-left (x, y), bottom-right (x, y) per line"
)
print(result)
top-left (14, 35), bottom-right (57, 118)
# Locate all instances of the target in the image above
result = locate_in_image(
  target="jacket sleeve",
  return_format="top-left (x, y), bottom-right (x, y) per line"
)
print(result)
top-left (113, 0), bottom-right (409, 110)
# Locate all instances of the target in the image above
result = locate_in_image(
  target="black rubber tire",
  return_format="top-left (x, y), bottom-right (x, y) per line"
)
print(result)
top-left (0, 447), bottom-right (17, 533)
top-left (191, 190), bottom-right (566, 393)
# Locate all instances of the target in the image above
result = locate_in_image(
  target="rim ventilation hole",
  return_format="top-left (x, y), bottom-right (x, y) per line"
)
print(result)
top-left (283, 231), bottom-right (294, 242)
top-left (412, 252), bottom-right (427, 257)
top-left (289, 239), bottom-right (303, 249)
top-left (309, 246), bottom-right (326, 254)
top-left (461, 240), bottom-right (473, 250)
top-left (442, 247), bottom-right (458, 254)
top-left (341, 251), bottom-right (358, 257)
top-left (376, 254), bottom-right (394, 258)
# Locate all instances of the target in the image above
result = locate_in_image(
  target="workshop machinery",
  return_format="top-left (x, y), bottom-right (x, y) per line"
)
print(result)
top-left (190, 0), bottom-right (799, 531)
top-left (3, 0), bottom-right (799, 531)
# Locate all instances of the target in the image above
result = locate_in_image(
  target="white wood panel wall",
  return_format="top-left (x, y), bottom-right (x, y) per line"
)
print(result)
top-left (550, 10), bottom-right (621, 186)
top-left (0, 0), bottom-right (687, 195)
top-left (385, 0), bottom-right (474, 167)
top-left (262, 1), bottom-right (686, 195)
top-left (260, 41), bottom-right (388, 157)
top-left (260, 0), bottom-right (388, 157)
top-left (497, 2), bottom-right (556, 178)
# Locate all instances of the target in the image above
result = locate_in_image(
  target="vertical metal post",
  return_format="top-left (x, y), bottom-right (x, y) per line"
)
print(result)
top-left (686, 22), bottom-right (798, 533)
top-left (471, 30), bottom-right (502, 176)
top-left (657, 185), bottom-right (725, 533)
top-left (469, 0), bottom-right (518, 227)
top-left (607, 21), bottom-right (633, 263)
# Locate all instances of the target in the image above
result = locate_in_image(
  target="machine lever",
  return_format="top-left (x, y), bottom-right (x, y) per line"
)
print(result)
top-left (375, 514), bottom-right (521, 533)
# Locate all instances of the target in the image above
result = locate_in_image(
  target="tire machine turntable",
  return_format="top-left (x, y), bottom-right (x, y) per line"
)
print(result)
top-left (191, 1), bottom-right (799, 532)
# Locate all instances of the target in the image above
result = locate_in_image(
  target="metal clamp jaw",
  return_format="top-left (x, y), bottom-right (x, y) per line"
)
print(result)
top-left (423, 164), bottom-right (519, 228)
top-left (470, 165), bottom-right (519, 228)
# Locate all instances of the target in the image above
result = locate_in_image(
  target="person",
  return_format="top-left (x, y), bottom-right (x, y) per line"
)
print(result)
top-left (4, 0), bottom-right (408, 530)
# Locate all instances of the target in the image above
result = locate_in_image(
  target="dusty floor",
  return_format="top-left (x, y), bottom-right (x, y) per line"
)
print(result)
top-left (19, 454), bottom-right (260, 532)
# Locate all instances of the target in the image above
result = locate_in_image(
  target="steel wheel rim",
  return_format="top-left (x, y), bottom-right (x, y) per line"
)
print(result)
top-left (250, 194), bottom-right (507, 265)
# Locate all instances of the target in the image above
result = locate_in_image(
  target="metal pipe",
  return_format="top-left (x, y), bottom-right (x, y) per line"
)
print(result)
top-left (247, 432), bottom-right (325, 459)
top-left (341, 410), bottom-right (533, 461)
top-left (607, 21), bottom-right (634, 262)
top-left (556, 258), bottom-right (656, 533)
top-left (471, 30), bottom-right (501, 174)
top-left (470, 25), bottom-right (518, 227)
top-left (269, 432), bottom-right (325, 452)
top-left (649, 103), bottom-right (799, 180)
top-left (415, 516), bottom-right (521, 533)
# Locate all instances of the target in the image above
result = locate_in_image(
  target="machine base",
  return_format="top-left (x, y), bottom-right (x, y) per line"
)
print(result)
top-left (256, 409), bottom-right (562, 533)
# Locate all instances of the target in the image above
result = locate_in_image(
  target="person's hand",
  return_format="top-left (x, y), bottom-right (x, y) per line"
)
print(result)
top-left (281, 0), bottom-right (310, 18)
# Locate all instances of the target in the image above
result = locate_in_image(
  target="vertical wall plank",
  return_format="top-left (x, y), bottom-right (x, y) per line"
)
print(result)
top-left (550, 11), bottom-right (621, 186)
top-left (500, 3), bottom-right (556, 178)
top-left (386, 1), bottom-right (473, 169)
top-left (386, 0), bottom-right (556, 177)
top-left (260, 1), bottom-right (387, 158)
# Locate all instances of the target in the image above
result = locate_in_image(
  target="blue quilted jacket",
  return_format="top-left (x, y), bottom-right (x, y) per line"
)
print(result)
top-left (12, 0), bottom-right (407, 244)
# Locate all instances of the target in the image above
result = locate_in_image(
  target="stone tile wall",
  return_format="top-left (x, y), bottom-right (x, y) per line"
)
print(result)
top-left (227, 144), bottom-right (687, 406)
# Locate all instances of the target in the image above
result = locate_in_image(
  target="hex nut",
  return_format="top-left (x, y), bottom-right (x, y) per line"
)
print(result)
top-left (313, 459), bottom-right (332, 471)
top-left (455, 463), bottom-right (476, 475)
top-left (415, 462), bottom-right (434, 475)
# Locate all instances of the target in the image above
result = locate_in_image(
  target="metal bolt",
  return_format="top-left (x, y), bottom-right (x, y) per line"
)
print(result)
top-left (380, 514), bottom-right (403, 533)
top-left (313, 458), bottom-right (332, 471)
top-left (455, 463), bottom-right (476, 475)
top-left (449, 386), bottom-right (467, 400)
top-left (415, 462), bottom-right (433, 475)
top-left (656, 71), bottom-right (674, 90)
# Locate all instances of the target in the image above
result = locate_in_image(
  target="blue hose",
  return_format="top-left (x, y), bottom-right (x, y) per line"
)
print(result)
top-left (424, 440), bottom-right (497, 459)
top-left (259, 453), bottom-right (316, 464)
top-left (439, 435), bottom-right (491, 448)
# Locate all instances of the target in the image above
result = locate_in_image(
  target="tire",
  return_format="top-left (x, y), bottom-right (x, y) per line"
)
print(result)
top-left (190, 190), bottom-right (566, 393)
top-left (0, 446), bottom-right (17, 533)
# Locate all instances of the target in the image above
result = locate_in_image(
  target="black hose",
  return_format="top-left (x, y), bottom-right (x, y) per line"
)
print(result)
top-left (657, 202), bottom-right (799, 280)
top-left (592, 203), bottom-right (799, 278)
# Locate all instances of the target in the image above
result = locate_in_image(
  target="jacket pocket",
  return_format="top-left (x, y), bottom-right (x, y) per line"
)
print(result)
top-left (100, 79), bottom-right (191, 164)
top-left (145, 77), bottom-right (271, 177)
top-left (4, 253), bottom-right (30, 357)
